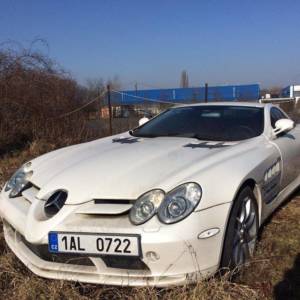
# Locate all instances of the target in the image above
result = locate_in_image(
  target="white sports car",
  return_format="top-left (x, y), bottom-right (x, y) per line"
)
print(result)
top-left (1, 102), bottom-right (300, 287)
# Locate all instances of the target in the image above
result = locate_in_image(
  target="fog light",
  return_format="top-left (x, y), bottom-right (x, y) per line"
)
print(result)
top-left (146, 251), bottom-right (160, 261)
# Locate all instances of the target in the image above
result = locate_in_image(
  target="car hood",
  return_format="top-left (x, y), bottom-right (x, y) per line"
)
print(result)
top-left (30, 133), bottom-right (246, 204)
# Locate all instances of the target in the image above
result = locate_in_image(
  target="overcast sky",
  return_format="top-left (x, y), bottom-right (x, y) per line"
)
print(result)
top-left (1, 0), bottom-right (300, 89)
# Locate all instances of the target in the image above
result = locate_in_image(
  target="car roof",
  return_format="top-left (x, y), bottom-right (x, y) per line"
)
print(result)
top-left (174, 101), bottom-right (266, 108)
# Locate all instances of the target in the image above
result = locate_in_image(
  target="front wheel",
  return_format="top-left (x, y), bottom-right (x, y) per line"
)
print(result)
top-left (220, 186), bottom-right (259, 270)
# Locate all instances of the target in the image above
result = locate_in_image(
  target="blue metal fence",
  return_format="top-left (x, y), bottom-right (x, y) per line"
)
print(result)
top-left (111, 84), bottom-right (260, 105)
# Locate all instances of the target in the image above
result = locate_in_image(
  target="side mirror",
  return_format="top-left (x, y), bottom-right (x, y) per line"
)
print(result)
top-left (273, 118), bottom-right (294, 136)
top-left (139, 117), bottom-right (149, 126)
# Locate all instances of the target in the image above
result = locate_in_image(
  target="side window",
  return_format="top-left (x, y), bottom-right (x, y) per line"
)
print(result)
top-left (270, 107), bottom-right (287, 129)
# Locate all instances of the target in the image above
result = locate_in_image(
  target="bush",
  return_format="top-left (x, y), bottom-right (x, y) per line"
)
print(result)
top-left (0, 42), bottom-right (95, 155)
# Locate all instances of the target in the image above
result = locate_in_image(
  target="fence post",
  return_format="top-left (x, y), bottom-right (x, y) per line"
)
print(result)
top-left (135, 82), bottom-right (138, 95)
top-left (107, 84), bottom-right (113, 135)
top-left (98, 87), bottom-right (102, 120)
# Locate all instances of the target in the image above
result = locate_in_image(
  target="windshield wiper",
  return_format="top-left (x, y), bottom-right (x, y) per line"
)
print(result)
top-left (130, 131), bottom-right (223, 140)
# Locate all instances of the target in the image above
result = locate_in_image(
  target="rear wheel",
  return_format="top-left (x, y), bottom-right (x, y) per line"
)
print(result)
top-left (220, 186), bottom-right (259, 270)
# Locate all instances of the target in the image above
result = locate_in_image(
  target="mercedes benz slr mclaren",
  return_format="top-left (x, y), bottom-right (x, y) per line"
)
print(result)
top-left (1, 102), bottom-right (300, 286)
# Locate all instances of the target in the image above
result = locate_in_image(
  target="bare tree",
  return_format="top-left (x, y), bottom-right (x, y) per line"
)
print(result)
top-left (107, 75), bottom-right (122, 91)
top-left (83, 78), bottom-right (105, 113)
top-left (0, 40), bottom-right (88, 153)
top-left (180, 70), bottom-right (189, 88)
top-left (260, 86), bottom-right (283, 98)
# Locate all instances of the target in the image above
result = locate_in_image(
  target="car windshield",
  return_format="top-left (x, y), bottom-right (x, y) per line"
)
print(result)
top-left (132, 105), bottom-right (264, 141)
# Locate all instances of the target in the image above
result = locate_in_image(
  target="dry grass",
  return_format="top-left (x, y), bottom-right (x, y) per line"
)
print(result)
top-left (0, 101), bottom-right (299, 299)
top-left (238, 195), bottom-right (300, 299)
top-left (0, 142), bottom-right (299, 300)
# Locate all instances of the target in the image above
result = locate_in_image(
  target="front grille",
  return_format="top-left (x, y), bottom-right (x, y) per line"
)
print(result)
top-left (94, 199), bottom-right (132, 205)
top-left (102, 256), bottom-right (150, 271)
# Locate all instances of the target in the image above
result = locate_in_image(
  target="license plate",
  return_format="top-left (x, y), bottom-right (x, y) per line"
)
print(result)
top-left (48, 232), bottom-right (141, 257)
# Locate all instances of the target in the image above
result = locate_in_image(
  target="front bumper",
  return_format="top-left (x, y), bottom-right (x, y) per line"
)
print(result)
top-left (0, 188), bottom-right (231, 287)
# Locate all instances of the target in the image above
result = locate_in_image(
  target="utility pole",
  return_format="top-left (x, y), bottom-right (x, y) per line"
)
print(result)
top-left (107, 84), bottom-right (113, 135)
top-left (98, 87), bottom-right (102, 120)
top-left (135, 82), bottom-right (138, 95)
top-left (205, 83), bottom-right (208, 103)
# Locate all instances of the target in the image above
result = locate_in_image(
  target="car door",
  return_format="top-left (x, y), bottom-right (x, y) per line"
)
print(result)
top-left (270, 107), bottom-right (300, 189)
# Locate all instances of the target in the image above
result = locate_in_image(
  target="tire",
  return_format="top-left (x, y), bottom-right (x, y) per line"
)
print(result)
top-left (220, 186), bottom-right (259, 270)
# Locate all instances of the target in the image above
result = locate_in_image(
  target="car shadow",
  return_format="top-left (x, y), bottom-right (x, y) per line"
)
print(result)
top-left (257, 187), bottom-right (300, 236)
top-left (254, 186), bottom-right (300, 300)
top-left (273, 253), bottom-right (300, 300)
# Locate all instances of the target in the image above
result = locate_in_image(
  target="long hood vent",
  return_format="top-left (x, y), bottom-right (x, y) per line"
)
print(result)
top-left (184, 141), bottom-right (231, 149)
top-left (76, 199), bottom-right (134, 216)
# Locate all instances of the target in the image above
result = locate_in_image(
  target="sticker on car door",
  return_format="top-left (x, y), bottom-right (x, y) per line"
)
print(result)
top-left (262, 158), bottom-right (281, 204)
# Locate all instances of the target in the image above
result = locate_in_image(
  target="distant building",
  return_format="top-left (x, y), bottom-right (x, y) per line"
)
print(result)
top-left (111, 84), bottom-right (260, 105)
top-left (103, 84), bottom-right (261, 119)
top-left (281, 85), bottom-right (300, 98)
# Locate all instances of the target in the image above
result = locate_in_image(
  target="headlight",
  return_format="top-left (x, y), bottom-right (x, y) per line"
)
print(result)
top-left (158, 182), bottom-right (202, 224)
top-left (129, 189), bottom-right (165, 225)
top-left (4, 162), bottom-right (33, 198)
